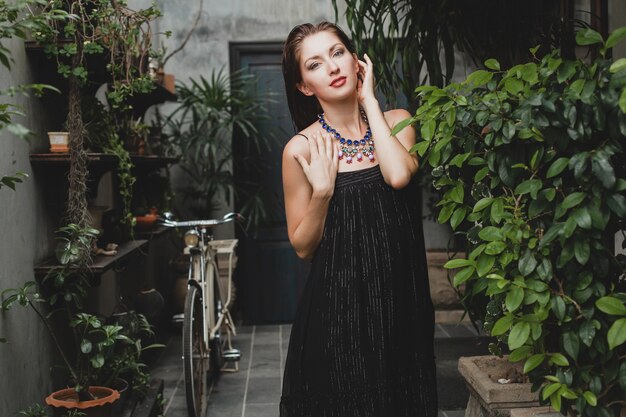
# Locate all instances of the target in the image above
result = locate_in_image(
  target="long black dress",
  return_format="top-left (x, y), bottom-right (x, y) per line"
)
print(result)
top-left (280, 164), bottom-right (438, 417)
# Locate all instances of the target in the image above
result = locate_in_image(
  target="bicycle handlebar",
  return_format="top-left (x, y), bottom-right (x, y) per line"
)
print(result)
top-left (159, 212), bottom-right (245, 228)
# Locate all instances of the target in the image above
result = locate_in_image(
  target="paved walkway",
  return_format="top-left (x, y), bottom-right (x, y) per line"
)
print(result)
top-left (152, 323), bottom-right (484, 417)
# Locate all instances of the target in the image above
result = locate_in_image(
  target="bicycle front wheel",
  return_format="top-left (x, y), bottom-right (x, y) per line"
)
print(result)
top-left (183, 285), bottom-right (207, 417)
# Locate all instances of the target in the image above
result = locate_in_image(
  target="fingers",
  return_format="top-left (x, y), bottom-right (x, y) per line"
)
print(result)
top-left (332, 143), bottom-right (339, 170)
top-left (293, 154), bottom-right (309, 173)
top-left (308, 131), bottom-right (319, 158)
top-left (323, 132), bottom-right (333, 160)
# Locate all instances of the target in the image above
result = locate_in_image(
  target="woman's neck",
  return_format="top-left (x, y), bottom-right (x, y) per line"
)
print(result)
top-left (319, 100), bottom-right (365, 136)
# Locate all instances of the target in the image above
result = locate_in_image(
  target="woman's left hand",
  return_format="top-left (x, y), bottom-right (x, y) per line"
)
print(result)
top-left (357, 53), bottom-right (376, 105)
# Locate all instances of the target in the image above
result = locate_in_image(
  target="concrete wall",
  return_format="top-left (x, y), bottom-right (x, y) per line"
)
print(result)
top-left (0, 28), bottom-right (57, 416)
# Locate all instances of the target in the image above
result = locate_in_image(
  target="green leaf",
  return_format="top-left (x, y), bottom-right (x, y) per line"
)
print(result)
top-left (547, 158), bottom-right (569, 178)
top-left (579, 320), bottom-right (597, 347)
top-left (607, 318), bottom-right (626, 350)
top-left (572, 207), bottom-right (592, 229)
top-left (421, 119), bottom-right (436, 141)
top-left (592, 153), bottom-right (616, 188)
top-left (444, 258), bottom-right (475, 269)
top-left (465, 70), bottom-right (493, 87)
top-left (503, 121), bottom-right (516, 140)
top-left (549, 353), bottom-right (569, 366)
top-left (506, 287), bottom-right (524, 312)
top-left (505, 78), bottom-right (524, 95)
top-left (485, 241), bottom-right (507, 255)
top-left (90, 354), bottom-right (105, 369)
top-left (576, 28), bottom-right (604, 46)
top-left (574, 239), bottom-right (590, 265)
top-left (552, 296), bottom-right (566, 321)
top-left (485, 59), bottom-right (501, 71)
top-left (563, 331), bottom-right (580, 359)
top-left (491, 199), bottom-right (504, 223)
top-left (509, 321), bottom-right (531, 350)
top-left (562, 192), bottom-right (585, 209)
top-left (519, 249), bottom-right (538, 276)
top-left (606, 27), bottom-right (626, 50)
top-left (476, 254), bottom-right (495, 277)
top-left (609, 58), bottom-right (626, 73)
top-left (557, 62), bottom-right (577, 83)
top-left (450, 207), bottom-right (467, 230)
top-left (619, 87), bottom-right (626, 113)
top-left (80, 339), bottom-right (92, 354)
top-left (391, 116), bottom-right (414, 136)
top-left (523, 353), bottom-right (545, 373)
top-left (543, 382), bottom-right (562, 400)
top-left (478, 226), bottom-right (502, 241)
top-left (492, 314), bottom-right (514, 336)
top-left (473, 197), bottom-right (493, 213)
top-left (607, 194), bottom-right (626, 217)
top-left (550, 389), bottom-right (562, 411)
top-left (438, 203), bottom-right (455, 223)
top-left (596, 296), bottom-right (626, 316)
top-left (453, 266), bottom-right (475, 287)
top-left (508, 345), bottom-right (532, 362)
top-left (514, 179), bottom-right (542, 198)
top-left (582, 391), bottom-right (597, 407)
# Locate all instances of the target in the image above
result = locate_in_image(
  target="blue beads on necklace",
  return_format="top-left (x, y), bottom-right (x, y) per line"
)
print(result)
top-left (317, 113), bottom-right (376, 163)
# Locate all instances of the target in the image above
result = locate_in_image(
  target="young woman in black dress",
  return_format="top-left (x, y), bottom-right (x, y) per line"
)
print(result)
top-left (279, 21), bottom-right (438, 417)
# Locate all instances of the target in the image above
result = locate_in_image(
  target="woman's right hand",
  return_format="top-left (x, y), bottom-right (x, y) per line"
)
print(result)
top-left (293, 131), bottom-right (338, 197)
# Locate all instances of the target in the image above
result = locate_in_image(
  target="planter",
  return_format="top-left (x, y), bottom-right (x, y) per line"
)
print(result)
top-left (458, 355), bottom-right (540, 417)
top-left (45, 386), bottom-right (120, 417)
top-left (163, 73), bottom-right (175, 94)
top-left (47, 131), bottom-right (69, 153)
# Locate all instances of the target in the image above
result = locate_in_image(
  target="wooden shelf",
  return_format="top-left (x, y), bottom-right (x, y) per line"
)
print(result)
top-left (34, 239), bottom-right (149, 278)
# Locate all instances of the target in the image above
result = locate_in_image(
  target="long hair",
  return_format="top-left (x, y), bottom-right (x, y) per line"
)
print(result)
top-left (282, 22), bottom-right (356, 132)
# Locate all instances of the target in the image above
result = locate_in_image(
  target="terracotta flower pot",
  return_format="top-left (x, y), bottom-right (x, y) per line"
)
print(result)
top-left (45, 386), bottom-right (120, 417)
top-left (47, 131), bottom-right (69, 153)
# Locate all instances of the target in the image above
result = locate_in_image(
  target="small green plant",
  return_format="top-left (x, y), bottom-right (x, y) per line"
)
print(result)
top-left (401, 27), bottom-right (626, 416)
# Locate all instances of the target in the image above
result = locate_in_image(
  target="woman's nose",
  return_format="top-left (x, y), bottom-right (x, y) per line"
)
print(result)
top-left (328, 59), bottom-right (339, 73)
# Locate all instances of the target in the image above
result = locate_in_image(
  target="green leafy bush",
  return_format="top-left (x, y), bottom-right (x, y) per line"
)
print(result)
top-left (402, 28), bottom-right (626, 416)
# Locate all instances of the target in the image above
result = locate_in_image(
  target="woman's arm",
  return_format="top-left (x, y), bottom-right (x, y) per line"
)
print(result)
top-left (358, 54), bottom-right (418, 189)
top-left (282, 131), bottom-right (338, 260)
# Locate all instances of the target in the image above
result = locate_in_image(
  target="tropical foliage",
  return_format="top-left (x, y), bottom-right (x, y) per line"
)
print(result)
top-left (398, 27), bottom-right (626, 416)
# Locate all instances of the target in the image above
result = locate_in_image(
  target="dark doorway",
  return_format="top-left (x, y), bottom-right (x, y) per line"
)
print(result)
top-left (230, 42), bottom-right (310, 324)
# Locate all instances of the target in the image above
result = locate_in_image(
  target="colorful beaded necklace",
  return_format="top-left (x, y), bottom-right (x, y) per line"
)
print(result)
top-left (317, 112), bottom-right (375, 163)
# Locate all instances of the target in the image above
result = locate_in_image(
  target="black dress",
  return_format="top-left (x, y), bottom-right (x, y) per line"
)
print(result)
top-left (280, 164), bottom-right (438, 417)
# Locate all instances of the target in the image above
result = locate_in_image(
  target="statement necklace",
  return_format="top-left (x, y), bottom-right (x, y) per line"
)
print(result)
top-left (317, 113), bottom-right (375, 163)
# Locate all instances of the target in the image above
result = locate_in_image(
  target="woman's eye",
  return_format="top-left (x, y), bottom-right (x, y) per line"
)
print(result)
top-left (333, 49), bottom-right (344, 57)
top-left (309, 62), bottom-right (319, 70)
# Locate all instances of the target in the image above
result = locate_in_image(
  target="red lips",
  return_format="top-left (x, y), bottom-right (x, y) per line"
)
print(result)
top-left (330, 76), bottom-right (347, 87)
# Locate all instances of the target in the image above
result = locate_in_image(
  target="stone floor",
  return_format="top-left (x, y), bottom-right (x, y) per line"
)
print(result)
top-left (150, 321), bottom-right (487, 417)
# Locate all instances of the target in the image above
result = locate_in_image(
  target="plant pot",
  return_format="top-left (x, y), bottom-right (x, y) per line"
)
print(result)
top-left (163, 73), bottom-right (175, 94)
top-left (458, 355), bottom-right (540, 417)
top-left (48, 132), bottom-right (69, 153)
top-left (45, 386), bottom-right (120, 417)
top-left (110, 378), bottom-right (130, 416)
top-left (132, 288), bottom-right (164, 320)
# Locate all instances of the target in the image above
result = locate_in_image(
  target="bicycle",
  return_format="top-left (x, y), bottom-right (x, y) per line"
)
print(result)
top-left (160, 212), bottom-right (243, 417)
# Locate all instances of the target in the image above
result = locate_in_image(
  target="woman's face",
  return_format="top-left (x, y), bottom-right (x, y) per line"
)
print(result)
top-left (296, 30), bottom-right (358, 102)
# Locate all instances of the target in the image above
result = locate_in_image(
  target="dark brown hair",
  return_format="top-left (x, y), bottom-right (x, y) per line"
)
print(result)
top-left (282, 22), bottom-right (356, 132)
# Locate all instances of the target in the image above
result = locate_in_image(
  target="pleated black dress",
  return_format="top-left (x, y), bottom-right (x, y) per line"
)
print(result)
top-left (279, 164), bottom-right (438, 417)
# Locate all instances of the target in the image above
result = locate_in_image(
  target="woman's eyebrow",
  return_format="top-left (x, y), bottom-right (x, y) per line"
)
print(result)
top-left (303, 43), bottom-right (344, 65)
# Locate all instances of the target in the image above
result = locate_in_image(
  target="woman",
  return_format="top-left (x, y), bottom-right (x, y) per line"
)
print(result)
top-left (280, 22), bottom-right (438, 416)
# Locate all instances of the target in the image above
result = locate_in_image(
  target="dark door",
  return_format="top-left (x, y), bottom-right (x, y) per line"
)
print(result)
top-left (230, 42), bottom-right (310, 324)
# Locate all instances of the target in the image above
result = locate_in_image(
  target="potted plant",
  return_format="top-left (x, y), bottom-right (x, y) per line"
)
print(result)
top-left (400, 26), bottom-right (626, 417)
top-left (1, 225), bottom-right (124, 417)
top-left (162, 68), bottom-right (272, 224)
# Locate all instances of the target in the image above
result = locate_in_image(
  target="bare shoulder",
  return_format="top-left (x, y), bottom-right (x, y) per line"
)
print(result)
top-left (383, 108), bottom-right (413, 127)
top-left (282, 120), bottom-right (320, 159)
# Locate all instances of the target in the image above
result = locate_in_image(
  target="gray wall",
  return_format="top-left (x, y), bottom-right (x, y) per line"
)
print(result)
top-left (0, 31), bottom-right (57, 415)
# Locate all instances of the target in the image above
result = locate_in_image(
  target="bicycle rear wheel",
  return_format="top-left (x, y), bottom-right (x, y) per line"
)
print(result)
top-left (183, 285), bottom-right (206, 417)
